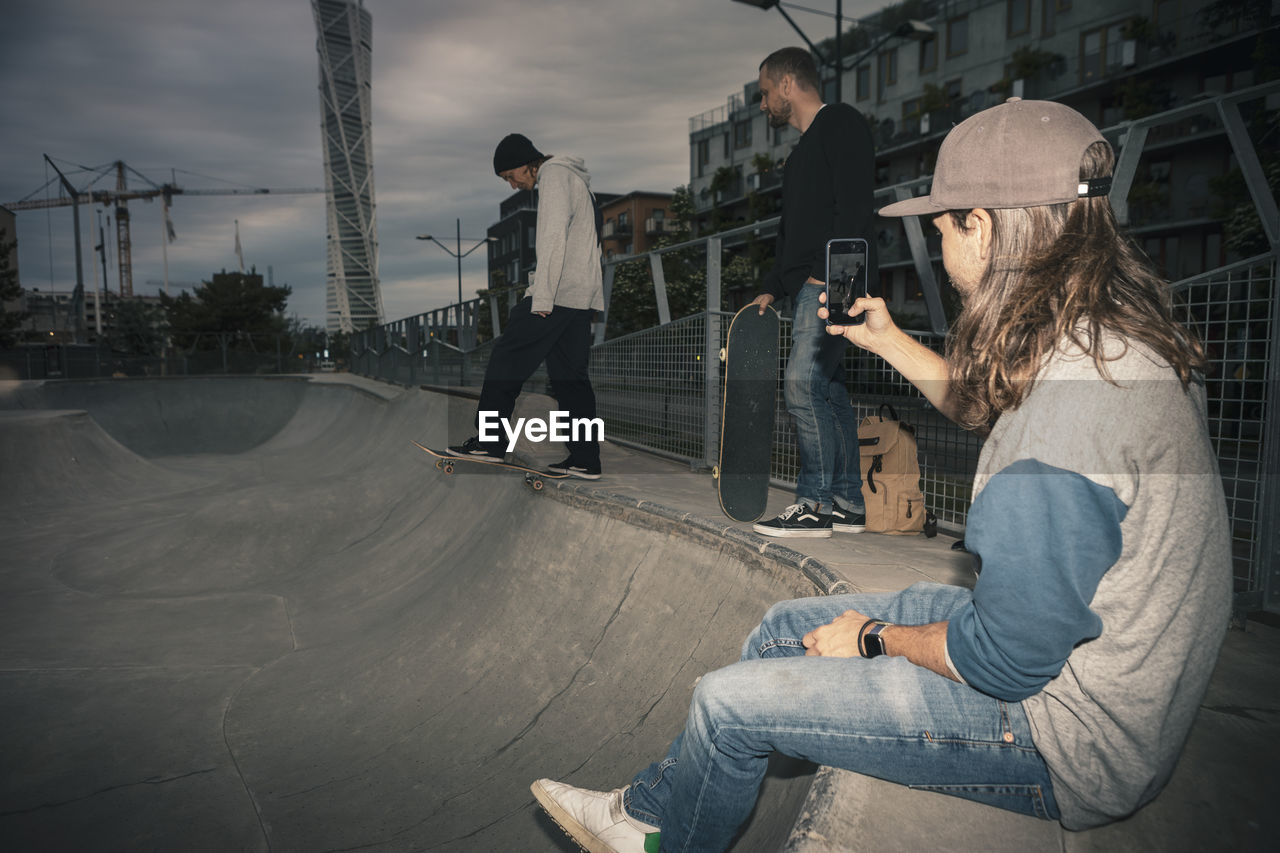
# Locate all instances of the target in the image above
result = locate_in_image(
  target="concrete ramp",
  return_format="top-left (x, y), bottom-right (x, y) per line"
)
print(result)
top-left (0, 377), bottom-right (817, 851)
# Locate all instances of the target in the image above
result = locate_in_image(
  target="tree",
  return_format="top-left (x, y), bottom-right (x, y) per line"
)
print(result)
top-left (0, 228), bottom-right (26, 346)
top-left (106, 298), bottom-right (165, 356)
top-left (604, 186), bottom-right (759, 338)
top-left (160, 268), bottom-right (291, 351)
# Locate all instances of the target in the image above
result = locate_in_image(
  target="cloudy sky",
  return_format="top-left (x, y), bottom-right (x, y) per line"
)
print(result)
top-left (1, 0), bottom-right (881, 327)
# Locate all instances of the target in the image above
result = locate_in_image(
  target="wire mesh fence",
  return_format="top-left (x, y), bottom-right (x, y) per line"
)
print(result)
top-left (1170, 255), bottom-right (1277, 608)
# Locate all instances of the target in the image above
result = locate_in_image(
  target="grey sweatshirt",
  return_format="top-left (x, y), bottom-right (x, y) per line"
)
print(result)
top-left (963, 335), bottom-right (1231, 829)
top-left (529, 156), bottom-right (604, 314)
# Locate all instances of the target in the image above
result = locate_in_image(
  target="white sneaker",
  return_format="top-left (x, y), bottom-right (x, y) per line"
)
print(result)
top-left (530, 779), bottom-right (659, 853)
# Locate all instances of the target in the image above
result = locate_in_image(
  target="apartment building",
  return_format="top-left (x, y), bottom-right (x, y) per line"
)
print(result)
top-left (599, 191), bottom-right (677, 259)
top-left (690, 0), bottom-right (1275, 313)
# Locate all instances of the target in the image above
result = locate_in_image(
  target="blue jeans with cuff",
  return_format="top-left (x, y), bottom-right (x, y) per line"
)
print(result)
top-left (784, 284), bottom-right (862, 512)
top-left (624, 582), bottom-right (1060, 852)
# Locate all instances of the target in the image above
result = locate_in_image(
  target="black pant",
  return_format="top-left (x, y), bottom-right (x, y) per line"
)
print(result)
top-left (475, 297), bottom-right (600, 465)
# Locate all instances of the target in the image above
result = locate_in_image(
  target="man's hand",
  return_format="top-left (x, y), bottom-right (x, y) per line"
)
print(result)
top-left (749, 293), bottom-right (775, 315)
top-left (818, 290), bottom-right (896, 352)
top-left (803, 608), bottom-right (872, 657)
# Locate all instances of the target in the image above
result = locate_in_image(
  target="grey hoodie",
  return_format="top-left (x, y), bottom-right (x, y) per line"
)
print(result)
top-left (529, 155), bottom-right (604, 314)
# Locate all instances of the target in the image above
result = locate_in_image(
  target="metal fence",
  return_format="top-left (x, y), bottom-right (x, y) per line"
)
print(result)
top-left (352, 245), bottom-right (1277, 617)
top-left (1170, 255), bottom-right (1278, 613)
top-left (0, 338), bottom-right (311, 380)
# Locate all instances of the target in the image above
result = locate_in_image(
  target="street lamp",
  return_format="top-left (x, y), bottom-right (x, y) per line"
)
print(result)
top-left (730, 1), bottom-right (932, 103)
top-left (416, 218), bottom-right (496, 307)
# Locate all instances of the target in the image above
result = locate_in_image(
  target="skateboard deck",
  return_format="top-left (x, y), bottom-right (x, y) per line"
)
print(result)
top-left (714, 305), bottom-right (780, 522)
top-left (412, 441), bottom-right (568, 490)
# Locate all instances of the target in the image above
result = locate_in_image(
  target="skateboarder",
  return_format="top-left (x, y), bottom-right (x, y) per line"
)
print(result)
top-left (746, 47), bottom-right (876, 538)
top-left (530, 98), bottom-right (1229, 853)
top-left (447, 133), bottom-right (603, 479)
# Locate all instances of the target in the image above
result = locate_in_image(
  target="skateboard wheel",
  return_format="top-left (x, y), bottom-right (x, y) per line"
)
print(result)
top-left (531, 478), bottom-right (544, 490)
top-left (711, 465), bottom-right (720, 480)
top-left (718, 347), bottom-right (727, 363)
top-left (435, 459), bottom-right (443, 470)
top-left (443, 462), bottom-right (454, 474)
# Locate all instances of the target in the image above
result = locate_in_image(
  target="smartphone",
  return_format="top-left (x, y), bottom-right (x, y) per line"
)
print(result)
top-left (825, 238), bottom-right (870, 326)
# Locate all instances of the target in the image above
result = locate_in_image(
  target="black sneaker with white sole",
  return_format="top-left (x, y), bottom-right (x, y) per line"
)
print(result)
top-left (831, 504), bottom-right (867, 533)
top-left (545, 457), bottom-right (602, 480)
top-left (447, 436), bottom-right (505, 462)
top-left (753, 503), bottom-right (832, 538)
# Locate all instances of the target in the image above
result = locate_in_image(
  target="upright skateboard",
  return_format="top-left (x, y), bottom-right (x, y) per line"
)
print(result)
top-left (412, 441), bottom-right (568, 490)
top-left (713, 305), bottom-right (780, 522)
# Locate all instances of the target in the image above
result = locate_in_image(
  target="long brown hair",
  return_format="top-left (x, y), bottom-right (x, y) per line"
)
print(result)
top-left (944, 141), bottom-right (1206, 431)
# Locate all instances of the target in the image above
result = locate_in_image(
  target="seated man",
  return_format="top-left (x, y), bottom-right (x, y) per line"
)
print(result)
top-left (530, 99), bottom-right (1231, 852)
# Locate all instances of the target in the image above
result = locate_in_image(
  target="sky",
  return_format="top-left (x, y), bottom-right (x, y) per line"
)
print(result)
top-left (1, 0), bottom-right (882, 328)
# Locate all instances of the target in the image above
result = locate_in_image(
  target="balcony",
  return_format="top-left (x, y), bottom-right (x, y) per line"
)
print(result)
top-left (602, 220), bottom-right (633, 240)
top-left (645, 218), bottom-right (681, 237)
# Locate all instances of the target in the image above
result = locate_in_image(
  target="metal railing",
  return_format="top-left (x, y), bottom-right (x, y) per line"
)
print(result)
top-left (352, 245), bottom-right (1276, 614)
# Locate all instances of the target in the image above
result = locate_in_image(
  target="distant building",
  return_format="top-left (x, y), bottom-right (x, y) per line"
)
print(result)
top-left (486, 189), bottom-right (540, 293)
top-left (599, 191), bottom-right (677, 260)
top-left (312, 0), bottom-right (382, 335)
top-left (689, 0), bottom-right (1275, 316)
top-left (14, 288), bottom-right (164, 346)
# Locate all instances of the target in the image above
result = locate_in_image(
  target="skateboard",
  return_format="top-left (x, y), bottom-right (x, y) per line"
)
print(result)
top-left (412, 441), bottom-right (568, 490)
top-left (713, 304), bottom-right (780, 522)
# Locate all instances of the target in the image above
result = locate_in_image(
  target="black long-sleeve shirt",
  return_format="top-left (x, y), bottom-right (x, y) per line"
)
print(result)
top-left (762, 102), bottom-right (877, 302)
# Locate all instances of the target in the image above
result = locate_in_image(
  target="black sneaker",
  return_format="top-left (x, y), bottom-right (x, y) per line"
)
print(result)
top-left (545, 456), bottom-right (602, 480)
top-left (831, 504), bottom-right (866, 533)
top-left (753, 503), bottom-right (832, 538)
top-left (447, 436), bottom-right (504, 462)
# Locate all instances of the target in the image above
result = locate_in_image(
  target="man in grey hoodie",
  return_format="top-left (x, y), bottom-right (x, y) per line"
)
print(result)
top-left (448, 133), bottom-right (603, 478)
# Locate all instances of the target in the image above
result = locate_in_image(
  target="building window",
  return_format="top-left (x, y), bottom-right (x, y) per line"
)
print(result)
top-left (696, 138), bottom-right (710, 178)
top-left (527, 226), bottom-right (536, 249)
top-left (1042, 0), bottom-right (1072, 37)
top-left (947, 15), bottom-right (969, 58)
top-left (856, 64), bottom-right (871, 101)
top-left (723, 132), bottom-right (730, 158)
top-left (1007, 0), bottom-right (1031, 37)
top-left (618, 210), bottom-right (630, 227)
top-left (902, 97), bottom-right (921, 119)
top-left (1080, 22), bottom-right (1126, 82)
top-left (919, 35), bottom-right (937, 73)
top-left (734, 119), bottom-right (752, 149)
top-left (944, 78), bottom-right (963, 105)
top-left (877, 47), bottom-right (898, 101)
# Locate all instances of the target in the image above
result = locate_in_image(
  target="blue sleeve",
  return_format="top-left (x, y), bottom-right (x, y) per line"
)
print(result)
top-left (946, 458), bottom-right (1128, 701)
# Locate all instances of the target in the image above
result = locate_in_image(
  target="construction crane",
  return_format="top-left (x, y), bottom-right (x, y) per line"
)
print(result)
top-left (6, 157), bottom-right (324, 298)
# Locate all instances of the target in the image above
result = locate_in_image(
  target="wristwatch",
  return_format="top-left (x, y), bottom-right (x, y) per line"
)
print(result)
top-left (860, 621), bottom-right (890, 658)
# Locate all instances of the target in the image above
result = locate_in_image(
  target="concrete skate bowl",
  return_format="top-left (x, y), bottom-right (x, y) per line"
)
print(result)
top-left (0, 376), bottom-right (819, 852)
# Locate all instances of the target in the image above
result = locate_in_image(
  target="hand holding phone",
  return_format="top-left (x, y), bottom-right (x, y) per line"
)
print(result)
top-left (825, 238), bottom-right (870, 326)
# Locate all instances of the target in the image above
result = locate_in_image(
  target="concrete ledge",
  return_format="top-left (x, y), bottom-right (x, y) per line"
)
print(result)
top-left (540, 478), bottom-right (857, 597)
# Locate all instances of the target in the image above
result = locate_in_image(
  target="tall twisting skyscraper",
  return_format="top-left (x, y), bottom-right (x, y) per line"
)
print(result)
top-left (312, 0), bottom-right (382, 334)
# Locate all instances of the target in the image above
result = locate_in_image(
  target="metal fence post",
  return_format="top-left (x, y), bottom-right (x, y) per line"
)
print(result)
top-left (597, 263), bottom-right (616, 345)
top-left (649, 252), bottom-right (671, 326)
top-left (1261, 255), bottom-right (1280, 613)
top-left (704, 236), bottom-right (723, 469)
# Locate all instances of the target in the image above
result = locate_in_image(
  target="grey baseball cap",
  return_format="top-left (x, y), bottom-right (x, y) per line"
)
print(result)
top-left (879, 98), bottom-right (1112, 218)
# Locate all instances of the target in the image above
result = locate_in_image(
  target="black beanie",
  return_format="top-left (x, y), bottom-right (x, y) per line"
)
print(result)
top-left (493, 133), bottom-right (545, 174)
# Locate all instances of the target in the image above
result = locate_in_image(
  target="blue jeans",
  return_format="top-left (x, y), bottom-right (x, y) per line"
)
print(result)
top-left (785, 284), bottom-right (862, 511)
top-left (624, 583), bottom-right (1060, 852)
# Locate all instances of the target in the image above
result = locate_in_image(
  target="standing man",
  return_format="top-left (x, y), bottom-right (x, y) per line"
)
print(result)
top-left (529, 99), bottom-right (1229, 853)
top-left (749, 47), bottom-right (876, 539)
top-left (448, 133), bottom-right (603, 479)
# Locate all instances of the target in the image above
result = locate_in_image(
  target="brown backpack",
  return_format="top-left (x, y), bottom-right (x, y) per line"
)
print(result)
top-left (858, 404), bottom-right (937, 536)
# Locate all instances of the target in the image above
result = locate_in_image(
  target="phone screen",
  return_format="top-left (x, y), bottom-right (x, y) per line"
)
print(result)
top-left (825, 238), bottom-right (870, 326)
